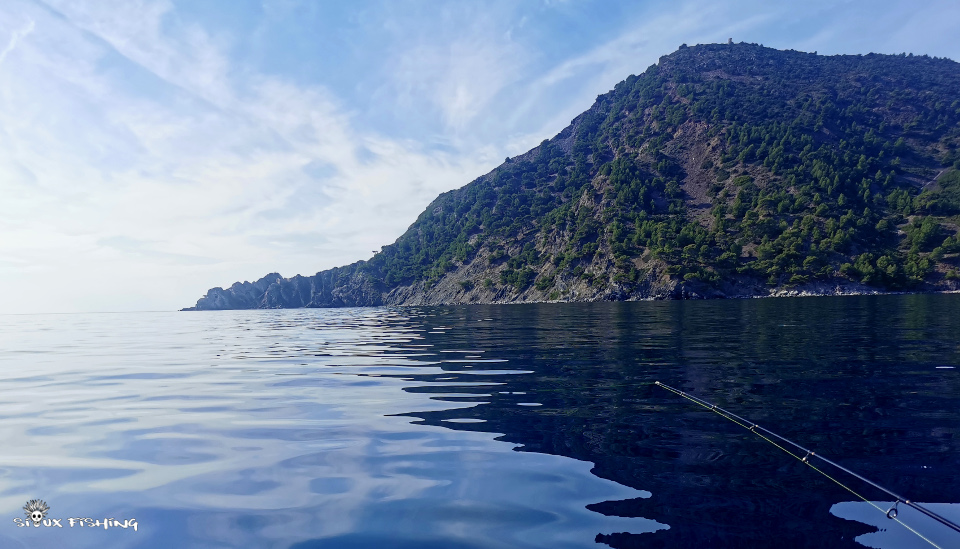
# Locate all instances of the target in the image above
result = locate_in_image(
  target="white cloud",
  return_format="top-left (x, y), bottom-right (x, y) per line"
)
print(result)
top-left (0, 0), bottom-right (499, 313)
top-left (0, 17), bottom-right (33, 67)
top-left (378, 9), bottom-right (531, 140)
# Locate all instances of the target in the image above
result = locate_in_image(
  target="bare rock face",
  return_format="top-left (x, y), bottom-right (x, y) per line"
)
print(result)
top-left (186, 273), bottom-right (283, 310)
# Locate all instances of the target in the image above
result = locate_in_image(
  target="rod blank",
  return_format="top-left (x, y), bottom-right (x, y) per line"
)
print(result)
top-left (655, 381), bottom-right (960, 535)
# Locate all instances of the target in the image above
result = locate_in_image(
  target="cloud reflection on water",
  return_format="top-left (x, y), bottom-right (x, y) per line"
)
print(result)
top-left (0, 307), bottom-right (665, 548)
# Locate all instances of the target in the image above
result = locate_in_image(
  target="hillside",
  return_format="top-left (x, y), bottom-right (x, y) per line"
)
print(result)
top-left (186, 43), bottom-right (960, 310)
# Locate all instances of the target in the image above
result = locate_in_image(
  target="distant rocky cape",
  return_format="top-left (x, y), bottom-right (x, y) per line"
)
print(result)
top-left (185, 43), bottom-right (960, 311)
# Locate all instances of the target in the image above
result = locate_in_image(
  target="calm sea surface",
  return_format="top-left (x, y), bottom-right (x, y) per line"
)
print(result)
top-left (1, 295), bottom-right (958, 549)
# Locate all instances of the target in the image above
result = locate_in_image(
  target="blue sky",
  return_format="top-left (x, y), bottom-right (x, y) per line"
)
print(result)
top-left (2, 0), bottom-right (959, 313)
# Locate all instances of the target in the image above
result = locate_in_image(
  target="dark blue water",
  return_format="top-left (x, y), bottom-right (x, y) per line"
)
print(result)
top-left (1, 295), bottom-right (958, 548)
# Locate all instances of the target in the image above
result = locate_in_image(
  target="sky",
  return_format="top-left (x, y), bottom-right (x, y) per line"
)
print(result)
top-left (2, 0), bottom-right (960, 314)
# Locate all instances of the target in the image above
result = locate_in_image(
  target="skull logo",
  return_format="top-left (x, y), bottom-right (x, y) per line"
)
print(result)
top-left (23, 499), bottom-right (49, 525)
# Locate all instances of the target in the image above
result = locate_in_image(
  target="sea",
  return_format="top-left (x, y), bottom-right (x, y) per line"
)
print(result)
top-left (0, 294), bottom-right (958, 549)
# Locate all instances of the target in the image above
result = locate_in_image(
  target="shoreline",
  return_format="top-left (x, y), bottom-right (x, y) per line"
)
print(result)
top-left (181, 288), bottom-right (960, 311)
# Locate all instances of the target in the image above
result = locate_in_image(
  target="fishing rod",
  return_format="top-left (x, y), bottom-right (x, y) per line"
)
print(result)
top-left (655, 381), bottom-right (960, 548)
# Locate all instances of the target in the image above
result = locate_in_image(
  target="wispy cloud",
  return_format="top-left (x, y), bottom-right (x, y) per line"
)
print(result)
top-left (0, 0), bottom-right (498, 312)
top-left (392, 30), bottom-right (526, 132)
top-left (0, 17), bottom-right (33, 66)
top-left (371, 2), bottom-right (532, 142)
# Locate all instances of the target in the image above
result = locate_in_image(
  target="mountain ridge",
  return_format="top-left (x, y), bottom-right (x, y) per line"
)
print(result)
top-left (185, 43), bottom-right (960, 310)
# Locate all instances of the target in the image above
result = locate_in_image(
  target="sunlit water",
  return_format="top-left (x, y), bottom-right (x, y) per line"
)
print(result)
top-left (0, 295), bottom-right (958, 548)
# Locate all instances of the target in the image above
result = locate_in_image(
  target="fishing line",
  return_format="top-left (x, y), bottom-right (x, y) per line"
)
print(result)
top-left (655, 381), bottom-right (959, 549)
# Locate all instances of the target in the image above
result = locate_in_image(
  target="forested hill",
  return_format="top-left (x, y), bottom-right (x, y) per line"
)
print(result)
top-left (186, 43), bottom-right (960, 310)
